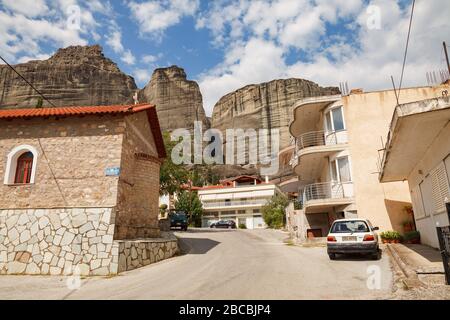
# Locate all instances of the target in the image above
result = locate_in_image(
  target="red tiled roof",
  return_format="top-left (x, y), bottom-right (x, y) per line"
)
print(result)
top-left (0, 104), bottom-right (167, 159)
top-left (0, 103), bottom-right (153, 119)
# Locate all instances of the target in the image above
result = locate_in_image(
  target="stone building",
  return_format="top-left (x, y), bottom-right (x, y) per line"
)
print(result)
top-left (0, 104), bottom-right (178, 276)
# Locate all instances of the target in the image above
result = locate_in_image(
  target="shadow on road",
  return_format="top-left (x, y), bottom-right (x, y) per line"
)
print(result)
top-left (332, 251), bottom-right (383, 262)
top-left (179, 238), bottom-right (221, 255)
top-left (177, 228), bottom-right (237, 234)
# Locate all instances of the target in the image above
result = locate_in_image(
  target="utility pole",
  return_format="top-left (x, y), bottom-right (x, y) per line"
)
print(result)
top-left (444, 41), bottom-right (450, 78)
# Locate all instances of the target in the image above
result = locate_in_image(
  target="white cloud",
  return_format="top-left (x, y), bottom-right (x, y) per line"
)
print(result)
top-left (1, 0), bottom-right (49, 17)
top-left (121, 49), bottom-right (136, 65)
top-left (129, 0), bottom-right (200, 37)
top-left (106, 30), bottom-right (124, 53)
top-left (17, 53), bottom-right (51, 63)
top-left (0, 0), bottom-right (111, 64)
top-left (142, 54), bottom-right (158, 64)
top-left (133, 68), bottom-right (152, 84)
top-left (105, 25), bottom-right (137, 66)
top-left (197, 0), bottom-right (450, 115)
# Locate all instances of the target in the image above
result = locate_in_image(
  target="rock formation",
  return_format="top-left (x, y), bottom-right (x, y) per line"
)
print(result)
top-left (139, 66), bottom-right (210, 132)
top-left (211, 78), bottom-right (340, 152)
top-left (0, 45), bottom-right (137, 109)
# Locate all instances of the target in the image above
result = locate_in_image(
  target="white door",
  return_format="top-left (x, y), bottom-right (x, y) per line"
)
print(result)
top-left (246, 217), bottom-right (254, 229)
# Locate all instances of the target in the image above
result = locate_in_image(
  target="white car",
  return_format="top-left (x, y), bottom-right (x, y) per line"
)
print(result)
top-left (327, 218), bottom-right (380, 260)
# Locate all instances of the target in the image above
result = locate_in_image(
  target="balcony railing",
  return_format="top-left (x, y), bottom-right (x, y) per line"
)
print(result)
top-left (290, 130), bottom-right (347, 167)
top-left (300, 181), bottom-right (353, 204)
top-left (296, 130), bottom-right (339, 151)
top-left (202, 199), bottom-right (269, 208)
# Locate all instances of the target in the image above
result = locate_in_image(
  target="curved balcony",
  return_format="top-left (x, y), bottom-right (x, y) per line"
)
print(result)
top-left (300, 181), bottom-right (354, 212)
top-left (291, 130), bottom-right (348, 181)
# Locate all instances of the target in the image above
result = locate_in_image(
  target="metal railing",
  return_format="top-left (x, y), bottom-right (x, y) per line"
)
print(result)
top-left (436, 202), bottom-right (450, 285)
top-left (295, 131), bottom-right (340, 151)
top-left (300, 181), bottom-right (352, 203)
top-left (202, 199), bottom-right (269, 208)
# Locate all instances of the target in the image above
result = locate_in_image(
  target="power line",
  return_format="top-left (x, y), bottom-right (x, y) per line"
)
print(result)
top-left (0, 54), bottom-right (56, 108)
top-left (397, 0), bottom-right (416, 101)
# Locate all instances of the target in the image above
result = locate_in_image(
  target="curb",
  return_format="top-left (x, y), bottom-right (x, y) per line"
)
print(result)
top-left (386, 244), bottom-right (426, 289)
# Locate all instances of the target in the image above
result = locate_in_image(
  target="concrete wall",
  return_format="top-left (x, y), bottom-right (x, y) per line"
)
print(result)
top-left (343, 86), bottom-right (448, 232)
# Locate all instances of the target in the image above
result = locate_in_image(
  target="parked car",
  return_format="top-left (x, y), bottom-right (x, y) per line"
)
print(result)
top-left (169, 211), bottom-right (188, 231)
top-left (210, 220), bottom-right (237, 229)
top-left (327, 219), bottom-right (380, 260)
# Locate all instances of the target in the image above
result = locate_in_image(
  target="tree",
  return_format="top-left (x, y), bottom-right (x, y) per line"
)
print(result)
top-left (261, 194), bottom-right (289, 229)
top-left (35, 97), bottom-right (43, 108)
top-left (174, 190), bottom-right (203, 227)
top-left (159, 132), bottom-right (189, 196)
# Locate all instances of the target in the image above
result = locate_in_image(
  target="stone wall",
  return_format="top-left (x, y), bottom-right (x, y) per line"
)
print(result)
top-left (0, 207), bottom-right (118, 276)
top-left (115, 112), bottom-right (161, 239)
top-left (0, 208), bottom-right (178, 275)
top-left (0, 116), bottom-right (124, 208)
top-left (117, 234), bottom-right (178, 272)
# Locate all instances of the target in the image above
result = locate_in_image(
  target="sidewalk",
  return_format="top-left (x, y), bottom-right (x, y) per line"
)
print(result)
top-left (392, 244), bottom-right (444, 274)
top-left (387, 243), bottom-right (450, 299)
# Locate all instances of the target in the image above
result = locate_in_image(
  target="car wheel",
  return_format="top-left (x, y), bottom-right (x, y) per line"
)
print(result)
top-left (328, 253), bottom-right (336, 260)
top-left (371, 250), bottom-right (380, 260)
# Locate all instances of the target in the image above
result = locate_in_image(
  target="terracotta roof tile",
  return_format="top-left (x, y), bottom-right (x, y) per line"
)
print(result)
top-left (0, 104), bottom-right (167, 159)
top-left (0, 103), bottom-right (153, 119)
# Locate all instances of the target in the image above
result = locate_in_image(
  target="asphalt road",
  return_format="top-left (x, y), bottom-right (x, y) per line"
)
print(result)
top-left (0, 229), bottom-right (393, 300)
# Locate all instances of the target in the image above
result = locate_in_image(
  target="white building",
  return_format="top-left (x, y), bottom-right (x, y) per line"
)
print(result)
top-left (197, 176), bottom-right (283, 229)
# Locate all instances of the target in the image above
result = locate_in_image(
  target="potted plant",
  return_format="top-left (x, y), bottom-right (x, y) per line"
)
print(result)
top-left (403, 220), bottom-right (414, 233)
top-left (380, 231), bottom-right (402, 244)
top-left (403, 231), bottom-right (421, 244)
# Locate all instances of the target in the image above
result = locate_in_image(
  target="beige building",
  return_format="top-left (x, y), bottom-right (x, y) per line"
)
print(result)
top-left (0, 104), bottom-right (178, 276)
top-left (283, 84), bottom-right (450, 241)
top-left (380, 95), bottom-right (450, 248)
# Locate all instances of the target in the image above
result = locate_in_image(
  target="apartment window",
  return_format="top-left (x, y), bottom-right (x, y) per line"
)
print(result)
top-left (4, 145), bottom-right (38, 185)
top-left (325, 106), bottom-right (345, 132)
top-left (330, 156), bottom-right (351, 183)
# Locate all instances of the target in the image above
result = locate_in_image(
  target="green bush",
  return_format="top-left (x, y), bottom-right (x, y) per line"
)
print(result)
top-left (262, 194), bottom-right (288, 229)
top-left (380, 231), bottom-right (401, 240)
top-left (238, 223), bottom-right (247, 229)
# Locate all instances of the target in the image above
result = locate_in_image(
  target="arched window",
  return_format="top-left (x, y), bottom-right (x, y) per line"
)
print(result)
top-left (4, 145), bottom-right (38, 185)
top-left (15, 152), bottom-right (34, 184)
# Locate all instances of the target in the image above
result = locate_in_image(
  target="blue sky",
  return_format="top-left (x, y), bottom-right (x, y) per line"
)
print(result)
top-left (1, 0), bottom-right (449, 115)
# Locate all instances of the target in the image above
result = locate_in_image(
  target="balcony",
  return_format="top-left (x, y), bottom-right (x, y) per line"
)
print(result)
top-left (291, 130), bottom-right (348, 181)
top-left (202, 199), bottom-right (269, 209)
top-left (300, 181), bottom-right (354, 212)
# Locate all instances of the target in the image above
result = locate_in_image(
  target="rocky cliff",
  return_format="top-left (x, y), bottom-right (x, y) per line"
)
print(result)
top-left (211, 79), bottom-right (340, 151)
top-left (0, 45), bottom-right (137, 109)
top-left (139, 66), bottom-right (210, 132)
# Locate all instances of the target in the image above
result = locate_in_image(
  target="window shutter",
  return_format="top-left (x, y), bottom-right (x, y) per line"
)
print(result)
top-left (430, 162), bottom-right (450, 213)
top-left (411, 186), bottom-right (425, 219)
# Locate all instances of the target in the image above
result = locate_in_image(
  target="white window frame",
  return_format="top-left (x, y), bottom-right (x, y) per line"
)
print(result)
top-left (324, 105), bottom-right (346, 133)
top-left (4, 145), bottom-right (39, 185)
top-left (330, 156), bottom-right (352, 183)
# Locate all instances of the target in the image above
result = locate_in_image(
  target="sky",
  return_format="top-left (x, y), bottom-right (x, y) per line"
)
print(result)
top-left (0, 0), bottom-right (449, 116)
